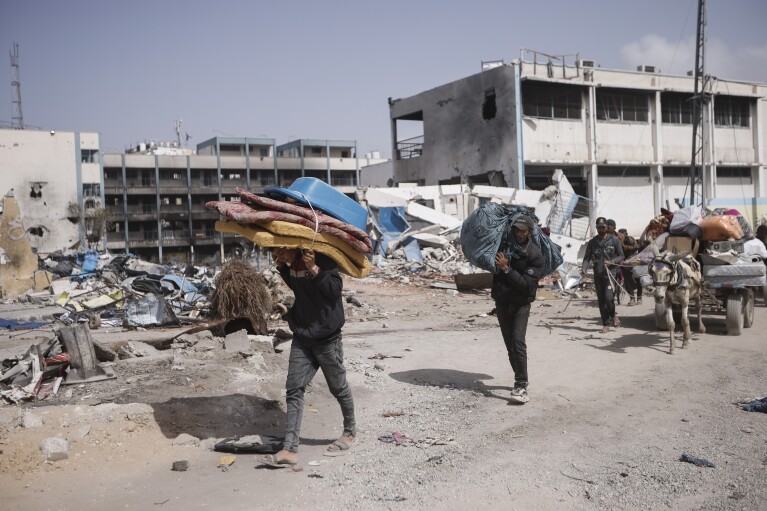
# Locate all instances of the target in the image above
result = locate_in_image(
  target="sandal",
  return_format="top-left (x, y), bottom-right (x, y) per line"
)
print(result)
top-left (258, 454), bottom-right (297, 469)
top-left (323, 436), bottom-right (358, 457)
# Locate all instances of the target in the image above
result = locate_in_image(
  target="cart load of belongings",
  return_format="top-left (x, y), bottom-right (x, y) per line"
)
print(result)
top-left (459, 202), bottom-right (564, 276)
top-left (208, 179), bottom-right (372, 278)
top-left (627, 206), bottom-right (765, 287)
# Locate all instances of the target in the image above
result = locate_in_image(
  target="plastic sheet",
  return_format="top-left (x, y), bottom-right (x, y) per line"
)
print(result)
top-left (460, 203), bottom-right (563, 275)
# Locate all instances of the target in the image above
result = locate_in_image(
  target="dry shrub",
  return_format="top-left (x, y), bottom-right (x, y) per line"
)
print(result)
top-left (210, 260), bottom-right (272, 334)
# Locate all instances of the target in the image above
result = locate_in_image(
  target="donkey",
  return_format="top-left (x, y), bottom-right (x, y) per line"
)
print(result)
top-left (649, 243), bottom-right (706, 354)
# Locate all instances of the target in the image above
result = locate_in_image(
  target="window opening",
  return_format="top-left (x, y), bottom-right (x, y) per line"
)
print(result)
top-left (714, 96), bottom-right (750, 127)
top-left (522, 82), bottom-right (581, 120)
top-left (596, 89), bottom-right (649, 122)
top-left (661, 92), bottom-right (693, 124)
top-left (482, 89), bottom-right (497, 120)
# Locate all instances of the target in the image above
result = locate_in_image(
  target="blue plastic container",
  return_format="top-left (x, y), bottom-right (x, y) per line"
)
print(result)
top-left (265, 177), bottom-right (368, 231)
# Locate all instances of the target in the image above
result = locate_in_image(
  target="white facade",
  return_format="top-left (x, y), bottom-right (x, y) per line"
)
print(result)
top-left (389, 57), bottom-right (767, 235)
top-left (0, 129), bottom-right (101, 254)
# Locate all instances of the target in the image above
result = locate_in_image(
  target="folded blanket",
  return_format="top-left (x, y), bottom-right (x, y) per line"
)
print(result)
top-left (236, 187), bottom-right (370, 242)
top-left (206, 200), bottom-right (371, 253)
top-left (215, 221), bottom-right (371, 278)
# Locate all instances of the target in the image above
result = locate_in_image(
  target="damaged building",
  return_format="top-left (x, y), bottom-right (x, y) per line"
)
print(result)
top-left (0, 129), bottom-right (387, 264)
top-left (0, 129), bottom-right (102, 254)
top-left (388, 51), bottom-right (767, 234)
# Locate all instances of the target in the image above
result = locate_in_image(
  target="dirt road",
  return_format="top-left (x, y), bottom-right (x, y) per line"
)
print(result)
top-left (1, 275), bottom-right (765, 511)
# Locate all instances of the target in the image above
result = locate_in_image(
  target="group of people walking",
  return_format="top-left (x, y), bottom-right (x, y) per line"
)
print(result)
top-left (581, 217), bottom-right (644, 333)
top-left (260, 213), bottom-right (678, 467)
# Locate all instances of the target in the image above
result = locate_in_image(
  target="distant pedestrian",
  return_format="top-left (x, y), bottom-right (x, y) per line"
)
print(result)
top-left (582, 217), bottom-right (624, 333)
top-left (491, 215), bottom-right (544, 404)
top-left (618, 227), bottom-right (643, 306)
top-left (264, 247), bottom-right (356, 467)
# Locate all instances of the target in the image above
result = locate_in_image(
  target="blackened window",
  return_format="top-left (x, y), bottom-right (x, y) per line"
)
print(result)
top-left (716, 167), bottom-right (751, 179)
top-left (483, 89), bottom-right (497, 120)
top-left (661, 92), bottom-right (693, 124)
top-left (522, 82), bottom-right (581, 120)
top-left (598, 167), bottom-right (650, 177)
top-left (714, 96), bottom-right (750, 127)
top-left (596, 89), bottom-right (649, 122)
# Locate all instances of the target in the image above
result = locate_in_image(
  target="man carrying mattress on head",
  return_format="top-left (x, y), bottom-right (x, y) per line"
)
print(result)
top-left (262, 246), bottom-right (357, 468)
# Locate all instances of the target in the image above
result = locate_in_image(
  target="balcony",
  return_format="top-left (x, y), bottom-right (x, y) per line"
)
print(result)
top-left (162, 230), bottom-right (191, 246)
top-left (159, 204), bottom-right (189, 215)
top-left (191, 229), bottom-right (221, 245)
top-left (158, 179), bottom-right (189, 194)
top-left (396, 135), bottom-right (424, 160)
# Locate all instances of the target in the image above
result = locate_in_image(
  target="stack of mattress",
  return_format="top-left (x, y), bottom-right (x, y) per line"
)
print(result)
top-left (701, 262), bottom-right (766, 288)
top-left (208, 186), bottom-right (372, 278)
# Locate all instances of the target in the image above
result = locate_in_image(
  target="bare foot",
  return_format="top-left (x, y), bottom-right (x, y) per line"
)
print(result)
top-left (274, 449), bottom-right (298, 465)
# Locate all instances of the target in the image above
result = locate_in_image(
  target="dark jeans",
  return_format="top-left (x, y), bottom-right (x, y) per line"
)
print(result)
top-left (622, 268), bottom-right (642, 298)
top-left (283, 335), bottom-right (355, 453)
top-left (594, 273), bottom-right (616, 326)
top-left (495, 301), bottom-right (531, 388)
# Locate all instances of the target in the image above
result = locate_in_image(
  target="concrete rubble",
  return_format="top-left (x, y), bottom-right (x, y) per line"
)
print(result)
top-left (0, 173), bottom-right (585, 406)
top-left (5, 170), bottom-right (762, 408)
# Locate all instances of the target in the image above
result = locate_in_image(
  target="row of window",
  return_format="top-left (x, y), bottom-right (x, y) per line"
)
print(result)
top-left (525, 166), bottom-right (751, 179)
top-left (520, 83), bottom-right (751, 127)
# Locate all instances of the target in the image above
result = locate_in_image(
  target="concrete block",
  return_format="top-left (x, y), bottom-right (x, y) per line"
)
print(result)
top-left (22, 411), bottom-right (43, 428)
top-left (224, 329), bottom-right (250, 353)
top-left (40, 437), bottom-right (69, 461)
top-left (50, 278), bottom-right (74, 296)
top-left (247, 335), bottom-right (275, 353)
top-left (124, 341), bottom-right (160, 358)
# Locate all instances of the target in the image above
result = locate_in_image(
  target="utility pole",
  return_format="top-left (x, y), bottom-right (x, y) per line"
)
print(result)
top-left (689, 0), bottom-right (710, 207)
top-left (10, 42), bottom-right (24, 129)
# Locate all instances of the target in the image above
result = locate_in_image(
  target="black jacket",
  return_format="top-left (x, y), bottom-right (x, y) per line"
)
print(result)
top-left (582, 234), bottom-right (624, 278)
top-left (491, 240), bottom-right (544, 305)
top-left (278, 253), bottom-right (344, 343)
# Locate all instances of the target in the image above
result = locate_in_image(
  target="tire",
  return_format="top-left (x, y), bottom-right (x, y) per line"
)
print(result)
top-left (726, 292), bottom-right (744, 336)
top-left (743, 290), bottom-right (754, 328)
top-left (654, 302), bottom-right (668, 330)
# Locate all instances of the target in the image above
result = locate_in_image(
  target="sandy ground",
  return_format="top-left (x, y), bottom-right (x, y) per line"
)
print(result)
top-left (0, 275), bottom-right (766, 511)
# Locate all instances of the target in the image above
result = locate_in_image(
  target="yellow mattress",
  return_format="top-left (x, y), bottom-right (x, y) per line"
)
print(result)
top-left (215, 221), bottom-right (371, 278)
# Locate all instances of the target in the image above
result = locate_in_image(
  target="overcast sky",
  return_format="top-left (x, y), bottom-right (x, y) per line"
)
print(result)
top-left (1, 0), bottom-right (766, 157)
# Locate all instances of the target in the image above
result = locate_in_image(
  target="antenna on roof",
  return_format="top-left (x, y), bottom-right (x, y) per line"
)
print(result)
top-left (10, 42), bottom-right (24, 130)
top-left (174, 119), bottom-right (183, 146)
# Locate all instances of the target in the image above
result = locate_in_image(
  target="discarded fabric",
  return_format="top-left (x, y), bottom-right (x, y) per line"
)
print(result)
top-left (740, 397), bottom-right (767, 413)
top-left (0, 318), bottom-right (48, 329)
top-left (679, 453), bottom-right (715, 468)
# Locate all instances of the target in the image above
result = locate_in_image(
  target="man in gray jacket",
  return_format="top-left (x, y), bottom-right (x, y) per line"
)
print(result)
top-left (582, 217), bottom-right (625, 333)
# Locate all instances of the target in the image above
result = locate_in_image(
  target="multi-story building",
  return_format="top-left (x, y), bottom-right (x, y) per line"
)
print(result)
top-left (388, 51), bottom-right (767, 234)
top-left (101, 137), bottom-right (386, 263)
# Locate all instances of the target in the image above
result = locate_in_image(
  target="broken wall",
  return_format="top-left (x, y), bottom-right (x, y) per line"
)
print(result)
top-left (0, 195), bottom-right (54, 298)
top-left (390, 65), bottom-right (520, 187)
top-left (0, 129), bottom-right (96, 254)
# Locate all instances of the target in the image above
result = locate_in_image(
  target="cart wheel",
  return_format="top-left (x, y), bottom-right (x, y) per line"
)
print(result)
top-left (726, 292), bottom-right (744, 336)
top-left (654, 302), bottom-right (668, 330)
top-left (743, 290), bottom-right (754, 328)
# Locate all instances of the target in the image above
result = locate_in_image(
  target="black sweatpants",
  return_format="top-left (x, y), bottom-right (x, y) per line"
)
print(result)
top-left (594, 274), bottom-right (616, 326)
top-left (495, 301), bottom-right (531, 388)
